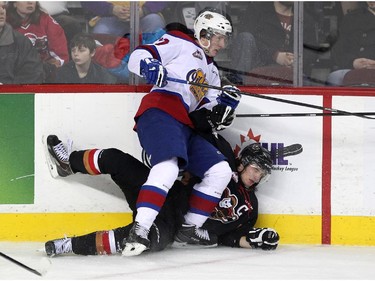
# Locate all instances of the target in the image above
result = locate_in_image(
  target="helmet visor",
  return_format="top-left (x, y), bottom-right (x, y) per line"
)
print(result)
top-left (249, 162), bottom-right (271, 185)
top-left (210, 31), bottom-right (231, 47)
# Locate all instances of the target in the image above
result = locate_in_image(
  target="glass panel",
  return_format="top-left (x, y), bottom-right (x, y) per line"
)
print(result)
top-left (147, 2), bottom-right (307, 87)
top-left (221, 2), bottom-right (295, 86)
top-left (0, 1), bottom-right (374, 88)
top-left (323, 2), bottom-right (375, 87)
top-left (303, 1), bottom-right (343, 86)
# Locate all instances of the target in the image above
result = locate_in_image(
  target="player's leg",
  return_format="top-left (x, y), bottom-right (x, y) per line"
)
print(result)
top-left (70, 148), bottom-right (150, 212)
top-left (122, 109), bottom-right (188, 256)
top-left (174, 134), bottom-right (232, 247)
top-left (45, 135), bottom-right (150, 212)
top-left (45, 225), bottom-right (131, 257)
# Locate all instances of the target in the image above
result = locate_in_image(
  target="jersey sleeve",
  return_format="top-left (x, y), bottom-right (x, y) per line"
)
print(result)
top-left (128, 34), bottom-right (182, 78)
top-left (218, 222), bottom-right (253, 247)
top-left (128, 48), bottom-right (153, 77)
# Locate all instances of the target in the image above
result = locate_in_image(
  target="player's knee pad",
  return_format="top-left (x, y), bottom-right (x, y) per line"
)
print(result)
top-left (195, 161), bottom-right (232, 198)
top-left (145, 157), bottom-right (179, 192)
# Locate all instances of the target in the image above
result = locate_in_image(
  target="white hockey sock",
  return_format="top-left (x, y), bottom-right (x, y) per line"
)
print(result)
top-left (135, 157), bottom-right (179, 230)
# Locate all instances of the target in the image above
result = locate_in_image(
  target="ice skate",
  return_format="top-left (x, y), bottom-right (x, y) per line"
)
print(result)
top-left (45, 237), bottom-right (72, 257)
top-left (44, 135), bottom-right (73, 178)
top-left (122, 222), bottom-right (150, 256)
top-left (173, 224), bottom-right (218, 248)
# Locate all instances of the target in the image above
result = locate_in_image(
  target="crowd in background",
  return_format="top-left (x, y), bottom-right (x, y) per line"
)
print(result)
top-left (1, 1), bottom-right (374, 87)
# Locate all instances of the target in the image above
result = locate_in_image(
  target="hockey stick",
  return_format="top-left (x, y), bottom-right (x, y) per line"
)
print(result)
top-left (142, 144), bottom-right (302, 168)
top-left (166, 77), bottom-right (375, 120)
top-left (236, 112), bottom-right (375, 118)
top-left (0, 252), bottom-right (43, 276)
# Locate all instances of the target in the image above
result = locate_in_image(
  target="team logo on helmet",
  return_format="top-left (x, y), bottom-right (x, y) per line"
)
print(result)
top-left (204, 14), bottom-right (214, 20)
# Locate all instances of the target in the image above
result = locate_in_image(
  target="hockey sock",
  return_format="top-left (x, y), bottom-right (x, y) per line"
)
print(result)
top-left (69, 148), bottom-right (150, 181)
top-left (69, 149), bottom-right (103, 175)
top-left (72, 230), bottom-right (122, 255)
top-left (185, 161), bottom-right (232, 227)
top-left (135, 158), bottom-right (179, 230)
top-left (94, 230), bottom-right (118, 255)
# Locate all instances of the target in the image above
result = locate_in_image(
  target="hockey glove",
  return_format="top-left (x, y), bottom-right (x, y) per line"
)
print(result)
top-left (140, 58), bottom-right (168, 87)
top-left (217, 85), bottom-right (241, 109)
top-left (246, 227), bottom-right (279, 250)
top-left (208, 104), bottom-right (235, 131)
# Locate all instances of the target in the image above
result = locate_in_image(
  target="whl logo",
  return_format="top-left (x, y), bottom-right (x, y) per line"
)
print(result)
top-left (233, 129), bottom-right (303, 167)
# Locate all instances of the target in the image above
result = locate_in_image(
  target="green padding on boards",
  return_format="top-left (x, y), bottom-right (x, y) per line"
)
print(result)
top-left (0, 94), bottom-right (34, 204)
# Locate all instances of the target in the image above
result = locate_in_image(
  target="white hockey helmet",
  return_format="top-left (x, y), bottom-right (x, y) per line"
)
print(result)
top-left (193, 10), bottom-right (232, 42)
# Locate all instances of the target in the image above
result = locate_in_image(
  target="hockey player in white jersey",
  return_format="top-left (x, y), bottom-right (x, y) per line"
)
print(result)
top-left (124, 9), bottom-right (242, 256)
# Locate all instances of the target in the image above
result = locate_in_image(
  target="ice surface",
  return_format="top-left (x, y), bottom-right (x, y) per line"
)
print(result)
top-left (0, 242), bottom-right (374, 280)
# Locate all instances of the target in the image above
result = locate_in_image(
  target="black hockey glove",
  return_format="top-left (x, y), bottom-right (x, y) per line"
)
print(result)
top-left (217, 85), bottom-right (241, 109)
top-left (140, 58), bottom-right (168, 87)
top-left (246, 228), bottom-right (280, 250)
top-left (208, 104), bottom-right (235, 131)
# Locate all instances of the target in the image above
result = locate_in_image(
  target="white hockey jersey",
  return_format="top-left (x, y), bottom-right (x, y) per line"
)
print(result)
top-left (128, 30), bottom-right (222, 128)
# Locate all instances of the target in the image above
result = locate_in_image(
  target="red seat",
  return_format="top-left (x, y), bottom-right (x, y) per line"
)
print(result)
top-left (243, 66), bottom-right (293, 86)
top-left (342, 69), bottom-right (375, 86)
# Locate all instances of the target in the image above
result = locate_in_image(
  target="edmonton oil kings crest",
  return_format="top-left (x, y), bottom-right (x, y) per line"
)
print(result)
top-left (187, 69), bottom-right (208, 101)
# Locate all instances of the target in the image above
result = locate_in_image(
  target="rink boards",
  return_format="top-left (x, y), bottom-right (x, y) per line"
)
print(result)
top-left (0, 87), bottom-right (374, 246)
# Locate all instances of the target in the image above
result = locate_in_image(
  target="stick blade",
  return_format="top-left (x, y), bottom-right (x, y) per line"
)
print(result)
top-left (275, 144), bottom-right (303, 158)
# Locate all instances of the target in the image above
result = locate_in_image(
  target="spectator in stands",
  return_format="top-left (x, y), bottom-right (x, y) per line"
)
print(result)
top-left (39, 1), bottom-right (82, 47)
top-left (327, 2), bottom-right (375, 86)
top-left (0, 1), bottom-right (43, 84)
top-left (227, 2), bottom-right (319, 85)
top-left (54, 33), bottom-right (117, 84)
top-left (6, 1), bottom-right (69, 82)
top-left (161, 2), bottom-right (229, 30)
top-left (81, 1), bottom-right (166, 37)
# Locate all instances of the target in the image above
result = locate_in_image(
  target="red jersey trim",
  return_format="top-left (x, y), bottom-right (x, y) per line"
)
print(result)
top-left (134, 91), bottom-right (194, 128)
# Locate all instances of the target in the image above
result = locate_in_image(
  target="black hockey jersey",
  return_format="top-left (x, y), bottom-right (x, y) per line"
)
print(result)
top-left (200, 133), bottom-right (259, 246)
top-left (157, 132), bottom-right (259, 247)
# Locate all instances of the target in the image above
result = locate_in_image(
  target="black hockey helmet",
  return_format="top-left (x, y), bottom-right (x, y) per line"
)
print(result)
top-left (239, 142), bottom-right (273, 184)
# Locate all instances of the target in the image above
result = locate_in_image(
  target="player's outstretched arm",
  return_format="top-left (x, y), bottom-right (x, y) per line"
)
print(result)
top-left (240, 228), bottom-right (280, 250)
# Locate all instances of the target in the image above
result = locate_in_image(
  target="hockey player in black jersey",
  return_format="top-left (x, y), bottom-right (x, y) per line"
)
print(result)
top-left (44, 132), bottom-right (279, 257)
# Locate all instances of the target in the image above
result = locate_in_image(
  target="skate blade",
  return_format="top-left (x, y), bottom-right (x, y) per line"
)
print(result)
top-left (41, 135), bottom-right (59, 179)
top-left (121, 243), bottom-right (148, 257)
top-left (171, 241), bottom-right (218, 249)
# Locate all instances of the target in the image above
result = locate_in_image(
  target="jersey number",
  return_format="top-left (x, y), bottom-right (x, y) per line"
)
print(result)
top-left (155, 38), bottom-right (169, 46)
